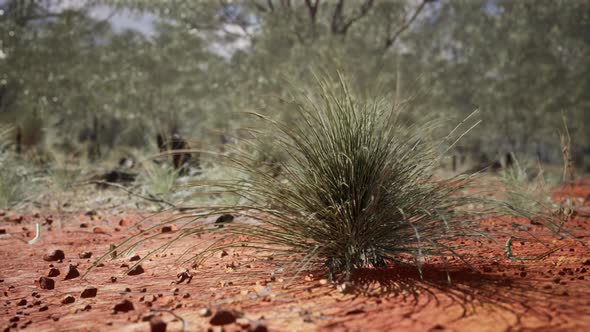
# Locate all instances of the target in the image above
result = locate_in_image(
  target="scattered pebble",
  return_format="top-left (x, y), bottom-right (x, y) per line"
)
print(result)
top-left (17, 299), bottom-right (27, 306)
top-left (79, 251), bottom-right (92, 259)
top-left (251, 322), bottom-right (269, 332)
top-left (46, 267), bottom-right (60, 277)
top-left (93, 227), bottom-right (107, 234)
top-left (150, 317), bottom-right (167, 332)
top-left (113, 299), bottom-right (134, 313)
top-left (80, 286), bottom-right (98, 298)
top-left (43, 249), bottom-right (65, 262)
top-left (63, 265), bottom-right (80, 280)
top-left (38, 277), bottom-right (55, 290)
top-left (215, 214), bottom-right (234, 223)
top-left (61, 295), bottom-right (75, 305)
top-left (209, 309), bottom-right (236, 326)
top-left (161, 225), bottom-right (177, 233)
top-left (127, 265), bottom-right (145, 276)
top-left (119, 218), bottom-right (132, 227)
top-left (129, 255), bottom-right (141, 262)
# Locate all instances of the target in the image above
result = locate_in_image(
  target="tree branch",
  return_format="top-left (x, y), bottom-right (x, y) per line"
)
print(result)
top-left (331, 0), bottom-right (374, 35)
top-left (384, 0), bottom-right (428, 50)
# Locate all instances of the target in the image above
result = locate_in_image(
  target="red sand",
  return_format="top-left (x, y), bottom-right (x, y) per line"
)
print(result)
top-left (1, 182), bottom-right (589, 331)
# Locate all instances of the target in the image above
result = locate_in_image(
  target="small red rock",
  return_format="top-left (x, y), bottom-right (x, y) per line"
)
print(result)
top-left (38, 277), bottom-right (55, 290)
top-left (93, 227), bottom-right (107, 234)
top-left (8, 215), bottom-right (23, 222)
top-left (119, 218), bottom-right (132, 227)
top-left (46, 268), bottom-right (60, 277)
top-left (80, 287), bottom-right (97, 298)
top-left (61, 294), bottom-right (75, 304)
top-left (79, 223), bottom-right (88, 228)
top-left (161, 225), bottom-right (177, 233)
top-left (79, 251), bottom-right (92, 259)
top-left (150, 317), bottom-right (167, 332)
top-left (17, 299), bottom-right (27, 306)
top-left (209, 309), bottom-right (236, 326)
top-left (0, 229), bottom-right (6, 235)
top-left (113, 299), bottom-right (134, 313)
top-left (129, 255), bottom-right (141, 262)
top-left (63, 265), bottom-right (80, 280)
top-left (127, 265), bottom-right (145, 276)
top-left (43, 249), bottom-right (65, 262)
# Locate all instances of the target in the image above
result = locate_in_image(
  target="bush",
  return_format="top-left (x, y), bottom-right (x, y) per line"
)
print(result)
top-left (101, 74), bottom-right (566, 282)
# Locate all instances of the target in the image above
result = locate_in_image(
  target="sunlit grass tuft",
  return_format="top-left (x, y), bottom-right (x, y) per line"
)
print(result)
top-left (96, 74), bottom-right (576, 282)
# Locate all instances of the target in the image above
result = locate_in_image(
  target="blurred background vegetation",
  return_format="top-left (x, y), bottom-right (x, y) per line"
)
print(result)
top-left (0, 0), bottom-right (589, 209)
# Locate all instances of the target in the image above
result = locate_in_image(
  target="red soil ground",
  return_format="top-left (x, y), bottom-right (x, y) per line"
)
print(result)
top-left (1, 180), bottom-right (590, 332)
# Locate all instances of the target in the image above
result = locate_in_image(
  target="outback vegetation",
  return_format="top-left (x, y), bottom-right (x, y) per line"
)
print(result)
top-left (1, 1), bottom-right (589, 331)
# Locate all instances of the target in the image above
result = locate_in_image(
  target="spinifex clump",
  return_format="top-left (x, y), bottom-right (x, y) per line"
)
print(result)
top-left (97, 74), bottom-right (564, 282)
top-left (221, 74), bottom-right (487, 280)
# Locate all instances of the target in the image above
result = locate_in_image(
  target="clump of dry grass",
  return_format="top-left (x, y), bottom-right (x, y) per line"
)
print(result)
top-left (94, 74), bottom-right (573, 282)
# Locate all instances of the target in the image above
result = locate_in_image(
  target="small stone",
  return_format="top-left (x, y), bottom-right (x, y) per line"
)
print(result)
top-left (129, 255), bottom-right (141, 262)
top-left (43, 249), bottom-right (65, 262)
top-left (0, 229), bottom-right (6, 234)
top-left (113, 299), bottom-right (134, 313)
top-left (63, 265), bottom-right (80, 280)
top-left (9, 316), bottom-right (19, 323)
top-left (79, 223), bottom-right (88, 228)
top-left (61, 295), bottom-right (75, 305)
top-left (17, 299), bottom-right (27, 306)
top-left (80, 287), bottom-right (98, 298)
top-left (9, 215), bottom-right (23, 222)
top-left (161, 225), bottom-right (177, 233)
top-left (79, 251), bottom-right (92, 259)
top-left (319, 279), bottom-right (328, 285)
top-left (209, 309), bottom-right (236, 326)
top-left (119, 218), bottom-right (132, 227)
top-left (150, 317), bottom-right (167, 332)
top-left (39, 305), bottom-right (48, 312)
top-left (38, 277), bottom-right (55, 290)
top-left (215, 214), bottom-right (234, 223)
top-left (217, 250), bottom-right (229, 258)
top-left (198, 307), bottom-right (212, 317)
top-left (251, 322), bottom-right (269, 332)
top-left (93, 227), bottom-right (106, 234)
top-left (110, 276), bottom-right (117, 282)
top-left (46, 268), bottom-right (60, 277)
top-left (127, 265), bottom-right (145, 276)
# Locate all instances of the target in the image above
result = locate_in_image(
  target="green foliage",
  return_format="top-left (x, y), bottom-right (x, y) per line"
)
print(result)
top-left (139, 162), bottom-right (178, 202)
top-left (100, 74), bottom-right (570, 282)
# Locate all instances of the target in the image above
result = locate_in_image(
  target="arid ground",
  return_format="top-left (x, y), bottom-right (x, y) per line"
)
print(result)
top-left (1, 180), bottom-right (590, 332)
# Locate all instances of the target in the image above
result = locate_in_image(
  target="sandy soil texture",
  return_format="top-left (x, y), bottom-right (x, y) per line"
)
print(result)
top-left (1, 181), bottom-right (590, 332)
